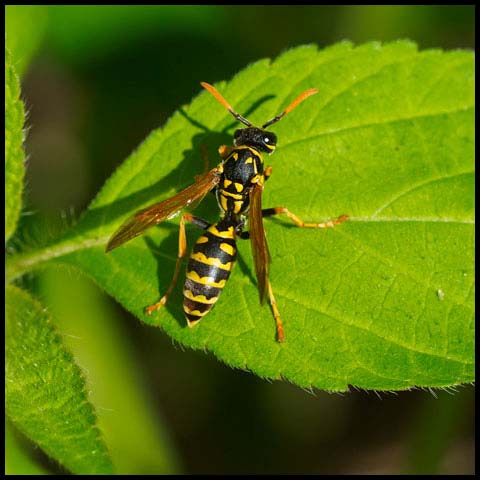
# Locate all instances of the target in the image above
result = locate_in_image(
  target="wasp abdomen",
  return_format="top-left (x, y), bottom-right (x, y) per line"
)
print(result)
top-left (183, 222), bottom-right (237, 326)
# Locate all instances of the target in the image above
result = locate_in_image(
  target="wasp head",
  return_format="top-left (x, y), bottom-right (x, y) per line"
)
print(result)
top-left (233, 127), bottom-right (277, 153)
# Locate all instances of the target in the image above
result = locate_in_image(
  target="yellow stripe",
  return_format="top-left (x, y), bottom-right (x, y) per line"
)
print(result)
top-left (233, 201), bottom-right (243, 214)
top-left (233, 182), bottom-right (244, 192)
top-left (223, 179), bottom-right (232, 188)
top-left (265, 143), bottom-right (276, 150)
top-left (232, 152), bottom-right (239, 161)
top-left (183, 305), bottom-right (209, 317)
top-left (186, 318), bottom-right (201, 327)
top-left (219, 242), bottom-right (235, 256)
top-left (208, 225), bottom-right (235, 239)
top-left (245, 156), bottom-right (253, 164)
top-left (220, 195), bottom-right (228, 211)
top-left (191, 251), bottom-right (232, 270)
top-left (196, 235), bottom-right (209, 244)
top-left (183, 289), bottom-right (219, 304)
top-left (220, 190), bottom-right (243, 200)
top-left (236, 145), bottom-right (263, 159)
top-left (250, 174), bottom-right (265, 186)
top-left (187, 269), bottom-right (227, 287)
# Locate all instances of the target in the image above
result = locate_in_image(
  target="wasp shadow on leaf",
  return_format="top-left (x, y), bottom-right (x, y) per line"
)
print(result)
top-left (142, 233), bottom-right (186, 328)
top-left (141, 228), bottom-right (263, 330)
top-left (78, 93), bottom-right (274, 240)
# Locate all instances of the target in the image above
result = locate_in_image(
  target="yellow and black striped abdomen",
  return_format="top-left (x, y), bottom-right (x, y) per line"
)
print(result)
top-left (183, 222), bottom-right (237, 326)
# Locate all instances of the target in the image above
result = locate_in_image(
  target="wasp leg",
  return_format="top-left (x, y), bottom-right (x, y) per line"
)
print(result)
top-left (264, 165), bottom-right (272, 181)
top-left (218, 144), bottom-right (234, 160)
top-left (145, 214), bottom-right (211, 315)
top-left (262, 207), bottom-right (348, 229)
top-left (267, 279), bottom-right (285, 343)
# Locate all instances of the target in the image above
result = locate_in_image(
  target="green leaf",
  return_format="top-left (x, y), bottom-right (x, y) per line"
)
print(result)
top-left (5, 285), bottom-right (114, 474)
top-left (5, 46), bottom-right (26, 242)
top-left (37, 266), bottom-right (181, 474)
top-left (5, 420), bottom-right (50, 475)
top-left (6, 42), bottom-right (474, 391)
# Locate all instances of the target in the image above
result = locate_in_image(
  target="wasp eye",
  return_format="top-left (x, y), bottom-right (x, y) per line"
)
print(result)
top-left (264, 137), bottom-right (269, 143)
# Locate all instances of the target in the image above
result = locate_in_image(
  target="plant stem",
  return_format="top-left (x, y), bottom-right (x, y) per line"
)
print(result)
top-left (5, 236), bottom-right (108, 282)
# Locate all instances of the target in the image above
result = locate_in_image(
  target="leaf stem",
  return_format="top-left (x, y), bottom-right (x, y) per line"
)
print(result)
top-left (5, 236), bottom-right (108, 282)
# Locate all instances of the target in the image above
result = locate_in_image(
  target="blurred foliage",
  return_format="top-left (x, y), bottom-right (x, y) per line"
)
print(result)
top-left (6, 284), bottom-right (113, 474)
top-left (36, 266), bottom-right (180, 474)
top-left (5, 5), bottom-right (474, 474)
top-left (5, 5), bottom-right (48, 76)
top-left (5, 420), bottom-right (49, 475)
top-left (5, 45), bottom-right (26, 241)
top-left (405, 387), bottom-right (473, 474)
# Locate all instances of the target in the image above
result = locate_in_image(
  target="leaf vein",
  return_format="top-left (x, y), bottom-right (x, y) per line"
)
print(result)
top-left (283, 105), bottom-right (474, 150)
top-left (277, 288), bottom-right (472, 366)
top-left (307, 52), bottom-right (418, 131)
top-left (370, 171), bottom-right (474, 217)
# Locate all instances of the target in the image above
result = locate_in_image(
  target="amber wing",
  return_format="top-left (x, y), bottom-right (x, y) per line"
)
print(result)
top-left (105, 168), bottom-right (221, 252)
top-left (249, 183), bottom-right (272, 304)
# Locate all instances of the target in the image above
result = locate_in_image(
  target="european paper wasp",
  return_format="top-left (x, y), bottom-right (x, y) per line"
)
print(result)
top-left (106, 82), bottom-right (348, 342)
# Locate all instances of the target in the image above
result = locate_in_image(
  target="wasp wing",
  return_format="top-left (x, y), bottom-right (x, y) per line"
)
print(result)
top-left (249, 183), bottom-right (271, 304)
top-left (105, 167), bottom-right (221, 252)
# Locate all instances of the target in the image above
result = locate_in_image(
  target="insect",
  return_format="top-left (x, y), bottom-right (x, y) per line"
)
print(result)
top-left (106, 82), bottom-right (348, 342)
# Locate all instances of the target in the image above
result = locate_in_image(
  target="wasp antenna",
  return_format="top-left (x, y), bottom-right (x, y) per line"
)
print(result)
top-left (262, 88), bottom-right (319, 129)
top-left (201, 82), bottom-right (252, 127)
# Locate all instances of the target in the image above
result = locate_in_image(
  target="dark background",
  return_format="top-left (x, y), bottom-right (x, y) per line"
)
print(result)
top-left (6, 5), bottom-right (474, 474)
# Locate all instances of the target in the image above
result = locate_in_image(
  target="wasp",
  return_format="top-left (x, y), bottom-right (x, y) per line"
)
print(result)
top-left (106, 82), bottom-right (348, 342)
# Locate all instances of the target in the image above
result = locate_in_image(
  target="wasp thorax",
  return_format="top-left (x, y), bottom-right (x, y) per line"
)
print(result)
top-left (234, 127), bottom-right (277, 153)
